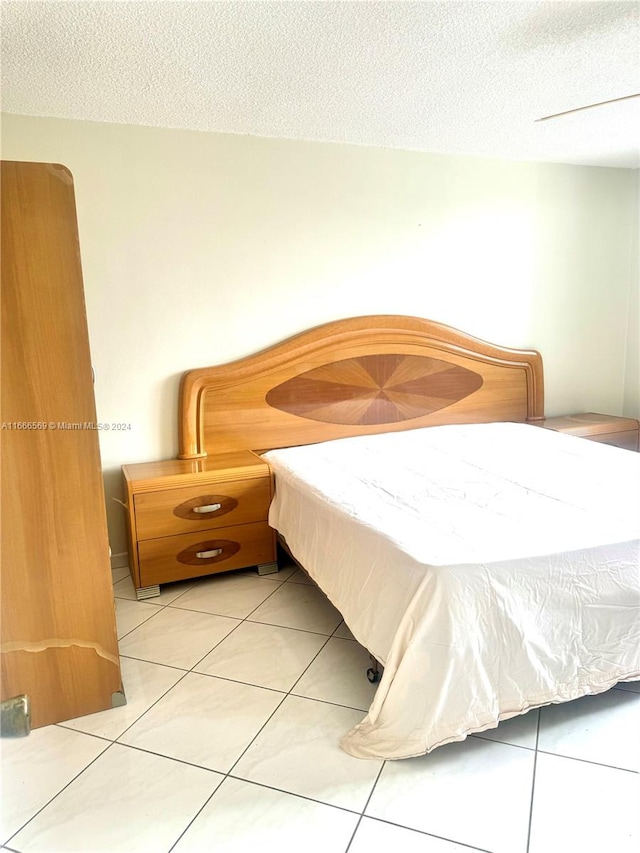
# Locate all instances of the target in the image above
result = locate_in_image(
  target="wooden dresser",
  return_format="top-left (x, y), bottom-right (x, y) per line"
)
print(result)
top-left (122, 451), bottom-right (277, 599)
top-left (532, 412), bottom-right (640, 451)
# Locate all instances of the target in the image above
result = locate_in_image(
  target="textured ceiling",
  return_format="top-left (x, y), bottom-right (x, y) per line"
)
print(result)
top-left (1, 1), bottom-right (639, 168)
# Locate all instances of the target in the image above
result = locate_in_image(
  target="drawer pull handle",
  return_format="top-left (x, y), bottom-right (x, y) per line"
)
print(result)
top-left (193, 503), bottom-right (222, 514)
top-left (174, 495), bottom-right (238, 521)
top-left (177, 539), bottom-right (240, 566)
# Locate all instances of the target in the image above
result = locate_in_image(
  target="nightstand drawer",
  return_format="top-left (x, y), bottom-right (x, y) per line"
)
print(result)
top-left (138, 522), bottom-right (275, 587)
top-left (134, 478), bottom-right (271, 540)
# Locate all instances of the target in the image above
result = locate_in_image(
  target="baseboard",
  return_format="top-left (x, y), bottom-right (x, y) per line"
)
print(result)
top-left (110, 551), bottom-right (129, 570)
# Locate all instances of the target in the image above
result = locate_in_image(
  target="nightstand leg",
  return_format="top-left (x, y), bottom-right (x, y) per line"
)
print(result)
top-left (135, 584), bottom-right (160, 600)
top-left (257, 561), bottom-right (278, 575)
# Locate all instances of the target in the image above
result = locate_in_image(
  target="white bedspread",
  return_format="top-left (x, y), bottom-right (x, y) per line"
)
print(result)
top-left (264, 423), bottom-right (640, 759)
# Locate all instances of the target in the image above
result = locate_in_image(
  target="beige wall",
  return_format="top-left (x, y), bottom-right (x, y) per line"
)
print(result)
top-left (622, 173), bottom-right (640, 419)
top-left (2, 113), bottom-right (637, 556)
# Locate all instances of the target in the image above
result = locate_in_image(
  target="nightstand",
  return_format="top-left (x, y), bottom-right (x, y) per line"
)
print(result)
top-left (531, 412), bottom-right (640, 451)
top-left (122, 451), bottom-right (277, 599)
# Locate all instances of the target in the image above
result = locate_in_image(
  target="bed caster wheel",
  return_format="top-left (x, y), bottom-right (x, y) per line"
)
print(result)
top-left (367, 667), bottom-right (381, 684)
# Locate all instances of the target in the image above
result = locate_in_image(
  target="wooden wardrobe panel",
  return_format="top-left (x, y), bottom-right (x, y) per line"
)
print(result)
top-left (1, 161), bottom-right (122, 728)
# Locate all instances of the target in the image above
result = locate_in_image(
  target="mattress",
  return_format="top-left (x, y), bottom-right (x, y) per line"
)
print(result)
top-left (264, 422), bottom-right (640, 759)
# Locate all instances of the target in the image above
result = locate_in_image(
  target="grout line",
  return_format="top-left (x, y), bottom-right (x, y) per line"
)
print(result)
top-left (535, 748), bottom-right (640, 774)
top-left (225, 774), bottom-right (363, 815)
top-left (111, 565), bottom-right (373, 783)
top-left (58, 662), bottom-right (191, 746)
top-left (525, 709), bottom-right (541, 853)
top-left (166, 783), bottom-right (222, 853)
top-left (113, 670), bottom-right (193, 744)
top-left (470, 732), bottom-right (536, 752)
top-left (112, 565), bottom-right (352, 767)
top-left (166, 771), bottom-right (365, 853)
top-left (287, 691), bottom-right (371, 714)
top-left (189, 670), bottom-right (288, 697)
top-left (116, 561), bottom-right (366, 853)
top-left (180, 575), bottom-right (294, 672)
top-left (223, 692), bottom-right (290, 777)
top-left (3, 741), bottom-right (115, 849)
top-left (242, 617), bottom-right (338, 637)
top-left (174, 578), bottom-right (298, 775)
top-left (120, 648), bottom-right (371, 714)
top-left (344, 760), bottom-right (386, 852)
top-left (287, 636), bottom-right (334, 694)
top-left (105, 740), bottom-right (224, 776)
top-left (14, 569), bottom-right (634, 853)
top-left (114, 603), bottom-right (164, 642)
top-left (222, 622), bottom-right (337, 777)
top-left (186, 619), bottom-right (247, 671)
top-left (353, 815), bottom-right (495, 853)
top-left (218, 606), bottom-right (374, 822)
top-left (117, 654), bottom-right (190, 673)
top-left (53, 724), bottom-right (118, 745)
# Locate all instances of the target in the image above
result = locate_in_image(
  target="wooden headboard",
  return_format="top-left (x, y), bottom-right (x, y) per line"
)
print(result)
top-left (178, 316), bottom-right (544, 459)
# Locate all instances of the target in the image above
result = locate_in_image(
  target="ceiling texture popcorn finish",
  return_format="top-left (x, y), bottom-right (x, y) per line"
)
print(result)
top-left (1, 1), bottom-right (639, 168)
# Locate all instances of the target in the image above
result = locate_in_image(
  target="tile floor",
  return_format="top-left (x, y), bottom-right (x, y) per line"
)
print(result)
top-left (2, 558), bottom-right (639, 853)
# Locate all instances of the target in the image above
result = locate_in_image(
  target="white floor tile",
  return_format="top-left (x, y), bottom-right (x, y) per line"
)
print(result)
top-left (244, 561), bottom-right (298, 582)
top-left (119, 672), bottom-right (284, 772)
top-left (168, 572), bottom-right (281, 618)
top-left (112, 574), bottom-right (138, 600)
top-left (113, 574), bottom-right (195, 605)
top-left (194, 621), bottom-right (328, 691)
top-left (118, 606), bottom-right (239, 669)
top-left (0, 726), bottom-right (109, 845)
top-left (60, 657), bottom-right (185, 740)
top-left (111, 566), bottom-right (130, 585)
top-left (153, 579), bottom-right (199, 605)
top-left (287, 568), bottom-right (316, 585)
top-left (248, 582), bottom-right (342, 635)
top-left (10, 569), bottom-right (639, 853)
top-left (233, 695), bottom-right (382, 811)
top-left (472, 708), bottom-right (539, 749)
top-left (173, 776), bottom-right (358, 853)
top-left (538, 689), bottom-right (640, 771)
top-left (333, 621), bottom-right (356, 640)
top-left (366, 737), bottom-right (535, 853)
top-left (529, 752), bottom-right (640, 853)
top-left (350, 818), bottom-right (478, 853)
top-left (114, 597), bottom-right (160, 639)
top-left (9, 744), bottom-right (222, 853)
top-left (292, 637), bottom-right (378, 711)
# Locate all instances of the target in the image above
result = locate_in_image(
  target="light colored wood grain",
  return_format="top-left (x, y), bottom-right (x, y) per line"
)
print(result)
top-left (584, 431), bottom-right (639, 451)
top-left (1, 161), bottom-right (121, 728)
top-left (121, 452), bottom-right (275, 590)
top-left (533, 413), bottom-right (639, 435)
top-left (128, 319), bottom-right (544, 591)
top-left (532, 413), bottom-right (640, 451)
top-left (134, 477), bottom-right (271, 540)
top-left (138, 522), bottom-right (276, 587)
top-left (178, 316), bottom-right (544, 458)
top-left (122, 451), bottom-right (269, 493)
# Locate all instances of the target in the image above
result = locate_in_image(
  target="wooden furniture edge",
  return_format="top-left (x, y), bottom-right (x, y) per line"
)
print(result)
top-left (121, 451), bottom-right (276, 595)
top-left (178, 315), bottom-right (544, 459)
top-left (531, 413), bottom-right (640, 436)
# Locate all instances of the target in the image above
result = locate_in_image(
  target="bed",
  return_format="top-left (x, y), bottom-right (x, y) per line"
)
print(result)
top-left (178, 315), bottom-right (640, 760)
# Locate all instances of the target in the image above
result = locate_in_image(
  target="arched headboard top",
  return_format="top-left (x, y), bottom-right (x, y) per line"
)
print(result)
top-left (178, 315), bottom-right (544, 459)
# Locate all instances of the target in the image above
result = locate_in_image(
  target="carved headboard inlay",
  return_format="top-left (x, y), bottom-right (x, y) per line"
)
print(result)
top-left (265, 354), bottom-right (483, 425)
top-left (178, 316), bottom-right (544, 458)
